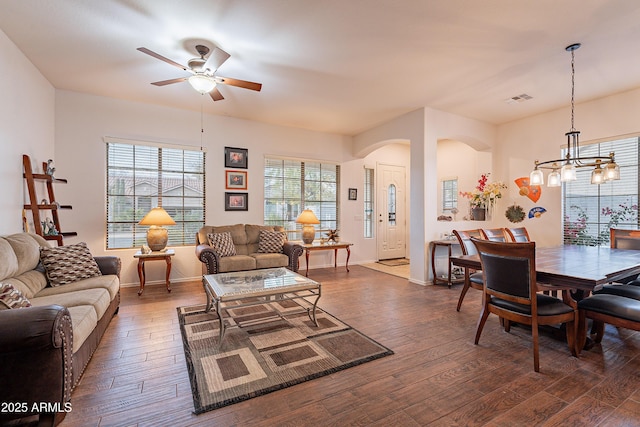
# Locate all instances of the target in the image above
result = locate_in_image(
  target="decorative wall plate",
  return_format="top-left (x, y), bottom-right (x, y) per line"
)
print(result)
top-left (505, 204), bottom-right (526, 223)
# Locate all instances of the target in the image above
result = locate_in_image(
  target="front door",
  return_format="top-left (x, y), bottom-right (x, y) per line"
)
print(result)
top-left (377, 163), bottom-right (406, 260)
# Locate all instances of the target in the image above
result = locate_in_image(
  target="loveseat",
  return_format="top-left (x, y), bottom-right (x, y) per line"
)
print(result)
top-left (0, 233), bottom-right (120, 426)
top-left (195, 224), bottom-right (303, 275)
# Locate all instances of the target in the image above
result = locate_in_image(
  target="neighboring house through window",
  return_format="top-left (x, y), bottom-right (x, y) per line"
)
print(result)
top-left (106, 138), bottom-right (205, 249)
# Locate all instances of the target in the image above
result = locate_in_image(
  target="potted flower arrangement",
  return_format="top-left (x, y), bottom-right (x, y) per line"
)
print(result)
top-left (460, 173), bottom-right (507, 220)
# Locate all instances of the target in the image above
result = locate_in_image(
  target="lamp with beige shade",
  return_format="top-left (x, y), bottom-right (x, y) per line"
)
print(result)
top-left (296, 209), bottom-right (320, 244)
top-left (138, 207), bottom-right (176, 251)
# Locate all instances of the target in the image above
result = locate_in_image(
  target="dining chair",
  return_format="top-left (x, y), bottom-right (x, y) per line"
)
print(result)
top-left (593, 228), bottom-right (640, 300)
top-left (480, 228), bottom-right (508, 242)
top-left (471, 238), bottom-right (578, 372)
top-left (506, 227), bottom-right (530, 242)
top-left (452, 229), bottom-right (484, 311)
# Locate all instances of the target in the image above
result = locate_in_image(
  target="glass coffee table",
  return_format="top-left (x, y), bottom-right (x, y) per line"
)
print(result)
top-left (202, 267), bottom-right (321, 345)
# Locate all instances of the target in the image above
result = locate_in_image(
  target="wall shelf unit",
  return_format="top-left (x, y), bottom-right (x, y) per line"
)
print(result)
top-left (23, 154), bottom-right (77, 246)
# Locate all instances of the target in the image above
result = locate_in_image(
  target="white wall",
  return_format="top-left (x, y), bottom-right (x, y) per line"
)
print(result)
top-left (495, 88), bottom-right (640, 247)
top-left (54, 90), bottom-right (361, 286)
top-left (0, 28), bottom-right (55, 234)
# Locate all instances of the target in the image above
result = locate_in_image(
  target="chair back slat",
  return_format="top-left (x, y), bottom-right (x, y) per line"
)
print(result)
top-left (481, 228), bottom-right (508, 242)
top-left (611, 228), bottom-right (640, 250)
top-left (506, 227), bottom-right (530, 242)
top-left (453, 229), bottom-right (483, 255)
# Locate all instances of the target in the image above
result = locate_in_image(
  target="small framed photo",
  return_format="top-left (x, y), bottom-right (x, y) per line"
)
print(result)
top-left (225, 192), bottom-right (248, 211)
top-left (224, 146), bottom-right (248, 169)
top-left (348, 188), bottom-right (358, 200)
top-left (225, 170), bottom-right (247, 190)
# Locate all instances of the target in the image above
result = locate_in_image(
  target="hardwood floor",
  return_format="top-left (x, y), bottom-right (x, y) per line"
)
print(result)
top-left (55, 266), bottom-right (640, 426)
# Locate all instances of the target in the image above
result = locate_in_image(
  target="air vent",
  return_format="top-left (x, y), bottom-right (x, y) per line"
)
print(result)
top-left (505, 93), bottom-right (533, 104)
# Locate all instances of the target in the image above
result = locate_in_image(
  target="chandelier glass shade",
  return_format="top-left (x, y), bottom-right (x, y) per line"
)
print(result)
top-left (530, 43), bottom-right (620, 187)
top-left (188, 74), bottom-right (216, 94)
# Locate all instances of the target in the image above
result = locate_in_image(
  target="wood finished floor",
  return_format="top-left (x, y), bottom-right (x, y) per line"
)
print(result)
top-left (56, 266), bottom-right (640, 427)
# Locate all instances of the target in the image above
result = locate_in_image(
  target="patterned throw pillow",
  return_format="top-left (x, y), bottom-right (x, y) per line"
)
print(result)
top-left (0, 283), bottom-right (32, 309)
top-left (40, 242), bottom-right (102, 287)
top-left (257, 230), bottom-right (286, 253)
top-left (207, 232), bottom-right (237, 257)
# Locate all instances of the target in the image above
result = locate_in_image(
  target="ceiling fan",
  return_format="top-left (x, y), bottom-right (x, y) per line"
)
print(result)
top-left (137, 44), bottom-right (262, 101)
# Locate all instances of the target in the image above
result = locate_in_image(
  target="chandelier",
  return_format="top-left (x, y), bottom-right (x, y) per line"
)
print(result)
top-left (530, 43), bottom-right (620, 187)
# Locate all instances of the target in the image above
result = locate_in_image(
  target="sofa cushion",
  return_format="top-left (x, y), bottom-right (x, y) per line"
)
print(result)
top-left (36, 274), bottom-right (120, 300)
top-left (3, 270), bottom-right (48, 299)
top-left (31, 288), bottom-right (112, 319)
top-left (217, 255), bottom-right (257, 273)
top-left (207, 232), bottom-right (237, 257)
top-left (257, 230), bottom-right (286, 253)
top-left (66, 305), bottom-right (98, 353)
top-left (40, 242), bottom-right (102, 286)
top-left (0, 283), bottom-right (31, 310)
top-left (252, 253), bottom-right (289, 270)
top-left (1, 233), bottom-right (48, 281)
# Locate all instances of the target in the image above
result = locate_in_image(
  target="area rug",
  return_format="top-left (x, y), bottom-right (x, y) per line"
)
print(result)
top-left (177, 298), bottom-right (393, 414)
top-left (377, 258), bottom-right (410, 267)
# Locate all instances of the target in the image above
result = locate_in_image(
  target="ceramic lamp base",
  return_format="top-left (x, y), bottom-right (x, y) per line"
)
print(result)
top-left (301, 225), bottom-right (316, 244)
top-left (146, 226), bottom-right (168, 251)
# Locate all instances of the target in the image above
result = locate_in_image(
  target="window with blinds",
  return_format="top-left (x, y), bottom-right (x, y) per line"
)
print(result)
top-left (106, 140), bottom-right (205, 249)
top-left (563, 136), bottom-right (639, 246)
top-left (442, 178), bottom-right (458, 211)
top-left (364, 168), bottom-right (374, 238)
top-left (264, 157), bottom-right (339, 240)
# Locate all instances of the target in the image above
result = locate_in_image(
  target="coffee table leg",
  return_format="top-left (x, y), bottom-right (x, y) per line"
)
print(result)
top-left (216, 299), bottom-right (226, 347)
top-left (308, 286), bottom-right (321, 326)
top-left (203, 279), bottom-right (213, 312)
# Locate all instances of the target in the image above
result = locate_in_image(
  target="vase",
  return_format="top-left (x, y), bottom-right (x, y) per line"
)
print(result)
top-left (471, 207), bottom-right (486, 221)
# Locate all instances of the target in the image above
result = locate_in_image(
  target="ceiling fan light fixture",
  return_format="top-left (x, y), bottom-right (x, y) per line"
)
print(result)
top-left (188, 74), bottom-right (216, 94)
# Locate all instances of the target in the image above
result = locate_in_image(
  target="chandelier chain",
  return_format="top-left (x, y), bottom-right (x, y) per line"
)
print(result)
top-left (570, 47), bottom-right (575, 131)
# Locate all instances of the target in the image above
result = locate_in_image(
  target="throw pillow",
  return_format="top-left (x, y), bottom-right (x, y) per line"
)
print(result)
top-left (207, 232), bottom-right (237, 257)
top-left (40, 242), bottom-right (102, 287)
top-left (257, 230), bottom-right (286, 253)
top-left (0, 283), bottom-right (32, 309)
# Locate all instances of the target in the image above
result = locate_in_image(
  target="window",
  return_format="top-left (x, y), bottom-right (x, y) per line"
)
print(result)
top-left (364, 168), bottom-right (374, 238)
top-left (264, 157), bottom-right (339, 240)
top-left (106, 139), bottom-right (205, 249)
top-left (442, 178), bottom-right (458, 212)
top-left (563, 136), bottom-right (639, 246)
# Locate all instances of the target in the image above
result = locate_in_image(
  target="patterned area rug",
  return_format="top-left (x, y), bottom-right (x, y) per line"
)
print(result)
top-left (177, 298), bottom-right (393, 414)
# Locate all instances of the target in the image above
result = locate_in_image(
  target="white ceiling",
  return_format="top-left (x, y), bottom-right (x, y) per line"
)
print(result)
top-left (2, 0), bottom-right (640, 136)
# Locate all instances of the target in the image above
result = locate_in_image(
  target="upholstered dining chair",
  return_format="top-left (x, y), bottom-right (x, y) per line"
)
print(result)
top-left (452, 229), bottom-right (485, 311)
top-left (480, 228), bottom-right (508, 242)
top-left (593, 228), bottom-right (640, 301)
top-left (506, 227), bottom-right (530, 242)
top-left (471, 238), bottom-right (578, 372)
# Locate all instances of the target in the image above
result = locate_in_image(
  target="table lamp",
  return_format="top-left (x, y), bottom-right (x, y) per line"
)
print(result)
top-left (296, 209), bottom-right (320, 244)
top-left (138, 207), bottom-right (176, 251)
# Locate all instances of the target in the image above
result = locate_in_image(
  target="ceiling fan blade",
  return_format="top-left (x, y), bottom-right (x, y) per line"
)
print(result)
top-left (137, 47), bottom-right (188, 71)
top-left (217, 76), bottom-right (262, 92)
top-left (204, 47), bottom-right (231, 72)
top-left (210, 87), bottom-right (224, 101)
top-left (151, 77), bottom-right (188, 86)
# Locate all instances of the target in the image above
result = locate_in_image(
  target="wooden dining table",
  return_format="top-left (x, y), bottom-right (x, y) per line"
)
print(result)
top-left (450, 244), bottom-right (640, 353)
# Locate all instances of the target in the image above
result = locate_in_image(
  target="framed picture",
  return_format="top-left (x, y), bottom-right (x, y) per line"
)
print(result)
top-left (224, 146), bottom-right (248, 169)
top-left (225, 192), bottom-right (248, 211)
top-left (348, 188), bottom-right (358, 200)
top-left (225, 170), bottom-right (247, 190)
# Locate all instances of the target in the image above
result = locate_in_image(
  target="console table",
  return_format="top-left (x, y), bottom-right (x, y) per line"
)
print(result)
top-left (134, 249), bottom-right (175, 296)
top-left (430, 239), bottom-right (464, 288)
top-left (300, 241), bottom-right (353, 276)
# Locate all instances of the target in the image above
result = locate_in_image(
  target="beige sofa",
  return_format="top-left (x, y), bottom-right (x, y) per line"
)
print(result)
top-left (0, 233), bottom-right (120, 426)
top-left (195, 224), bottom-right (303, 274)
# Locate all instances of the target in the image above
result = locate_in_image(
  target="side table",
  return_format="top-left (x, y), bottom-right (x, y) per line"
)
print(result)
top-left (299, 241), bottom-right (353, 277)
top-left (134, 249), bottom-right (175, 296)
top-left (430, 240), bottom-right (464, 288)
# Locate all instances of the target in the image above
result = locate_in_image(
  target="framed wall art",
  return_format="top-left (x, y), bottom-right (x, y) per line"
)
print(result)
top-left (348, 188), bottom-right (358, 200)
top-left (225, 192), bottom-right (248, 211)
top-left (224, 146), bottom-right (248, 169)
top-left (225, 170), bottom-right (247, 190)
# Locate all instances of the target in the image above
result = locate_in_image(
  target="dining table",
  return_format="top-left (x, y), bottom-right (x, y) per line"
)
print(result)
top-left (450, 244), bottom-right (640, 354)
